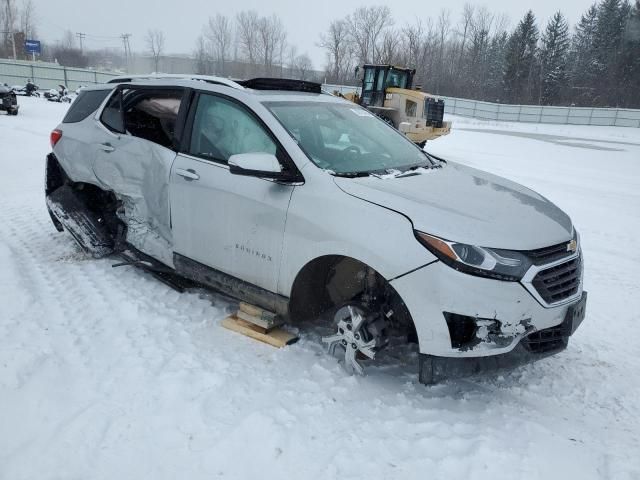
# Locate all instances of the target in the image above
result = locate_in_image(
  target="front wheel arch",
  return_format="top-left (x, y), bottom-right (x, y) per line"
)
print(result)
top-left (288, 254), bottom-right (417, 342)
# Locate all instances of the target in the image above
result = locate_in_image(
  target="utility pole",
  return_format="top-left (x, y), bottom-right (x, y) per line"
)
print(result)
top-left (76, 32), bottom-right (86, 53)
top-left (121, 33), bottom-right (132, 72)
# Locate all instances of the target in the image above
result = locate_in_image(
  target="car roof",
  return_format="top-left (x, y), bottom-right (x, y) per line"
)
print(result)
top-left (95, 76), bottom-right (349, 105)
top-left (107, 73), bottom-right (243, 89)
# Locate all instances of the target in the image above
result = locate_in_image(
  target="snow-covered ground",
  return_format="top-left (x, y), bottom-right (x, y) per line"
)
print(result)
top-left (1, 99), bottom-right (639, 480)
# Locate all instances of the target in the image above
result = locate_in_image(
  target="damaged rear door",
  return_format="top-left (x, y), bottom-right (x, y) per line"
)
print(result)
top-left (93, 85), bottom-right (189, 266)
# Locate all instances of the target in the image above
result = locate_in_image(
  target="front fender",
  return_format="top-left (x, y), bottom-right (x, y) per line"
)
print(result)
top-left (278, 180), bottom-right (435, 296)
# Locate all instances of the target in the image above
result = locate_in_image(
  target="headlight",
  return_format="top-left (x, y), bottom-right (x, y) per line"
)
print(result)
top-left (415, 231), bottom-right (532, 281)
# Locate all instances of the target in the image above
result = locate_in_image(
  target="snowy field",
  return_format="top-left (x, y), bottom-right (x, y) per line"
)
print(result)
top-left (1, 97), bottom-right (639, 480)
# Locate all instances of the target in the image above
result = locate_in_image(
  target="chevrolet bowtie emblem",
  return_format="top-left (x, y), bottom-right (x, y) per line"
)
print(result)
top-left (567, 239), bottom-right (578, 253)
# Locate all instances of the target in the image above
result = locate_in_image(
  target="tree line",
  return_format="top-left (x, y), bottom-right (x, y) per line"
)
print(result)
top-left (3, 0), bottom-right (639, 108)
top-left (321, 1), bottom-right (640, 108)
top-left (192, 11), bottom-right (315, 81)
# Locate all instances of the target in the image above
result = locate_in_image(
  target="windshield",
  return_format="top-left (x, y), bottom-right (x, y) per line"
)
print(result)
top-left (386, 70), bottom-right (410, 89)
top-left (265, 101), bottom-right (433, 175)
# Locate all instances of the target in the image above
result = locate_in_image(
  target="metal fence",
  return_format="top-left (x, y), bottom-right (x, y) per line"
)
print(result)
top-left (439, 96), bottom-right (640, 128)
top-left (321, 83), bottom-right (640, 128)
top-left (0, 59), bottom-right (119, 91)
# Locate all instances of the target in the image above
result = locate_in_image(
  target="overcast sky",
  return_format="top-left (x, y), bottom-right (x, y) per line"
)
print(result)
top-left (34, 0), bottom-right (598, 68)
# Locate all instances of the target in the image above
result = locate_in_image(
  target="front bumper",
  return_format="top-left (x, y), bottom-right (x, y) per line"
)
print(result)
top-left (390, 260), bottom-right (585, 358)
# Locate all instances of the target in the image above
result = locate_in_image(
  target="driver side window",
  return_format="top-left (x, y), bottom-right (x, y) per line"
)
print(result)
top-left (189, 94), bottom-right (276, 163)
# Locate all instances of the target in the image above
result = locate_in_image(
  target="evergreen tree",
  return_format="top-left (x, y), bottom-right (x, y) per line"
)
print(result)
top-left (503, 11), bottom-right (539, 104)
top-left (619, 0), bottom-right (640, 106)
top-left (539, 12), bottom-right (570, 105)
top-left (593, 0), bottom-right (631, 105)
top-left (570, 4), bottom-right (599, 104)
top-left (485, 32), bottom-right (509, 102)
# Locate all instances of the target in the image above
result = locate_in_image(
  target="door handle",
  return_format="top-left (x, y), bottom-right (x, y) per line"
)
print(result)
top-left (175, 168), bottom-right (200, 181)
top-left (99, 142), bottom-right (115, 153)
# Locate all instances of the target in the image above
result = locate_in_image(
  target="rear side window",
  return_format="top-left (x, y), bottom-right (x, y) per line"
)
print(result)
top-left (123, 90), bottom-right (183, 149)
top-left (62, 89), bottom-right (111, 123)
top-left (99, 88), bottom-right (184, 149)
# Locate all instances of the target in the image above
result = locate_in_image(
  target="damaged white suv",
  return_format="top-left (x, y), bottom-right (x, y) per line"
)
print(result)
top-left (45, 76), bottom-right (586, 384)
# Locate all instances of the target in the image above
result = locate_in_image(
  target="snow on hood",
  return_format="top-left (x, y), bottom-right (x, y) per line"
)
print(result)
top-left (333, 162), bottom-right (573, 250)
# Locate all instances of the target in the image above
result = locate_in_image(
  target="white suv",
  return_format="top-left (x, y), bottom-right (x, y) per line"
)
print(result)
top-left (45, 76), bottom-right (586, 384)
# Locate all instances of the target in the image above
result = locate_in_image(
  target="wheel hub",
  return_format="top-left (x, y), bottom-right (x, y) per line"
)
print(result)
top-left (322, 304), bottom-right (386, 375)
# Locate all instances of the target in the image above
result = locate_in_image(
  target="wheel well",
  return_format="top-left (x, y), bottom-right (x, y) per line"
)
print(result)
top-left (45, 154), bottom-right (67, 195)
top-left (288, 255), bottom-right (417, 340)
top-left (46, 154), bottom-right (123, 238)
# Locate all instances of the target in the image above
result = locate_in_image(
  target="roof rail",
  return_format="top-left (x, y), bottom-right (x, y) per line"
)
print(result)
top-left (106, 74), bottom-right (243, 90)
top-left (237, 78), bottom-right (322, 94)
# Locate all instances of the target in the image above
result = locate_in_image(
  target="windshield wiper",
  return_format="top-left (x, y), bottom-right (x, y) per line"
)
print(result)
top-left (332, 171), bottom-right (371, 178)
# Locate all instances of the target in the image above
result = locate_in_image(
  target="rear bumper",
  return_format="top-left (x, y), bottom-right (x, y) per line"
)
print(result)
top-left (389, 260), bottom-right (585, 358)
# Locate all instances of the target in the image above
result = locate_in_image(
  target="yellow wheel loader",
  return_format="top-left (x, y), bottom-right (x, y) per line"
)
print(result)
top-left (341, 64), bottom-right (451, 146)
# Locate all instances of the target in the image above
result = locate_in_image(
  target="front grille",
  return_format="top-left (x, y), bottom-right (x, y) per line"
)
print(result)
top-left (532, 256), bottom-right (582, 304)
top-left (523, 324), bottom-right (568, 354)
top-left (424, 98), bottom-right (444, 127)
top-left (526, 241), bottom-right (573, 265)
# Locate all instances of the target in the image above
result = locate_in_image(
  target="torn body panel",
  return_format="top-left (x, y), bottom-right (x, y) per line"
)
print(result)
top-left (390, 260), bottom-right (571, 357)
top-left (92, 133), bottom-right (177, 267)
top-left (45, 185), bottom-right (118, 258)
top-left (444, 312), bottom-right (533, 352)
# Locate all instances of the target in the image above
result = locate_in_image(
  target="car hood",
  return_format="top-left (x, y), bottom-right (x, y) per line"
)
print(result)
top-left (333, 162), bottom-right (573, 250)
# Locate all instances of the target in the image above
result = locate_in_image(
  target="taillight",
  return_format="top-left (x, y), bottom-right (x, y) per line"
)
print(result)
top-left (50, 129), bottom-right (63, 148)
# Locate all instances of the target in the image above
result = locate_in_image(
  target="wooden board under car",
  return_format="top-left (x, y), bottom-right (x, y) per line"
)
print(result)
top-left (221, 315), bottom-right (298, 348)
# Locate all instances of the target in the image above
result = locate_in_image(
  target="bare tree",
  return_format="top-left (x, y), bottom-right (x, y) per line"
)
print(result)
top-left (293, 53), bottom-right (313, 80)
top-left (434, 9), bottom-right (452, 91)
top-left (256, 14), bottom-right (286, 75)
top-left (61, 29), bottom-right (76, 49)
top-left (346, 6), bottom-right (394, 64)
top-left (19, 0), bottom-right (35, 39)
top-left (236, 10), bottom-right (260, 74)
top-left (206, 14), bottom-right (232, 75)
top-left (401, 21), bottom-right (425, 70)
top-left (286, 44), bottom-right (297, 73)
top-left (193, 34), bottom-right (212, 74)
top-left (319, 19), bottom-right (353, 83)
top-left (2, 0), bottom-right (18, 58)
top-left (379, 29), bottom-right (400, 64)
top-left (146, 29), bottom-right (165, 73)
top-left (454, 4), bottom-right (475, 76)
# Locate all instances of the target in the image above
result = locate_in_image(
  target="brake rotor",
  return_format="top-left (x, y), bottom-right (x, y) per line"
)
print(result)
top-left (322, 304), bottom-right (384, 375)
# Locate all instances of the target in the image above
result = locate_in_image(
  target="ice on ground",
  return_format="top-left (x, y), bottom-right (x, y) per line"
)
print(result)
top-left (0, 99), bottom-right (639, 480)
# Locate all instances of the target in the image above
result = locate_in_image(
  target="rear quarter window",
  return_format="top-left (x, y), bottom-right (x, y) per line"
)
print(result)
top-left (62, 89), bottom-right (111, 123)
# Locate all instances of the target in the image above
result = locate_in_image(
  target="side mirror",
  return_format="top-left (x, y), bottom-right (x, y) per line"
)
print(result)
top-left (228, 152), bottom-right (285, 179)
